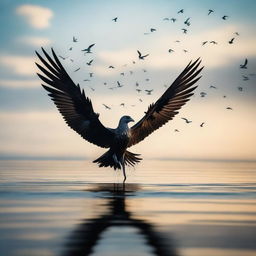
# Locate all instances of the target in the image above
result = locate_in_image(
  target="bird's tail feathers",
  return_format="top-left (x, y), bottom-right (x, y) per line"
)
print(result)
top-left (93, 150), bottom-right (142, 170)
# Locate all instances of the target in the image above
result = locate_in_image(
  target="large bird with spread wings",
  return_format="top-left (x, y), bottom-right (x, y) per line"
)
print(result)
top-left (35, 48), bottom-right (203, 182)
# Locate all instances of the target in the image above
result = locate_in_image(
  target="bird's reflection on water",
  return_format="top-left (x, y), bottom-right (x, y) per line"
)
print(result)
top-left (62, 183), bottom-right (178, 256)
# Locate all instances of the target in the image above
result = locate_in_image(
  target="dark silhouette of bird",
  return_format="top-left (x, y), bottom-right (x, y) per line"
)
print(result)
top-left (163, 18), bottom-right (169, 21)
top-left (170, 18), bottom-right (177, 22)
top-left (228, 38), bottom-right (235, 44)
top-left (240, 58), bottom-right (248, 69)
top-left (103, 104), bottom-right (111, 110)
top-left (200, 92), bottom-right (207, 97)
top-left (178, 9), bottom-right (184, 14)
top-left (145, 89), bottom-right (153, 95)
top-left (73, 36), bottom-right (78, 42)
top-left (222, 15), bottom-right (228, 20)
top-left (208, 9), bottom-right (214, 15)
top-left (184, 18), bottom-right (190, 26)
top-left (112, 17), bottom-right (118, 22)
top-left (175, 40), bottom-right (180, 43)
top-left (137, 50), bottom-right (149, 60)
top-left (69, 47), bottom-right (73, 51)
top-left (81, 44), bottom-right (95, 54)
top-left (183, 49), bottom-right (188, 53)
top-left (74, 67), bottom-right (80, 72)
top-left (83, 79), bottom-right (90, 82)
top-left (174, 129), bottom-right (180, 132)
top-left (120, 103), bottom-right (125, 107)
top-left (150, 28), bottom-right (156, 32)
top-left (89, 72), bottom-right (94, 77)
top-left (210, 41), bottom-right (217, 44)
top-left (135, 82), bottom-right (139, 87)
top-left (210, 85), bottom-right (217, 89)
top-left (139, 98), bottom-right (143, 102)
top-left (108, 65), bottom-right (115, 69)
top-left (120, 72), bottom-right (125, 76)
top-left (86, 59), bottom-right (93, 66)
top-left (59, 55), bottom-right (68, 60)
top-left (181, 28), bottom-right (187, 34)
top-left (168, 49), bottom-right (174, 53)
top-left (238, 86), bottom-right (243, 91)
top-left (226, 107), bottom-right (233, 110)
top-left (202, 41), bottom-right (208, 46)
top-left (181, 117), bottom-right (192, 123)
top-left (200, 122), bottom-right (205, 127)
top-left (117, 81), bottom-right (123, 88)
top-left (136, 89), bottom-right (142, 93)
top-left (35, 48), bottom-right (203, 182)
top-left (234, 32), bottom-right (240, 36)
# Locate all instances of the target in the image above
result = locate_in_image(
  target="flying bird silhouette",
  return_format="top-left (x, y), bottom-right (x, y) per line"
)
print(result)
top-left (240, 58), bottom-right (248, 69)
top-left (137, 50), bottom-right (149, 60)
top-left (86, 59), bottom-right (93, 66)
top-left (81, 44), bottom-right (95, 54)
top-left (73, 36), bottom-right (78, 42)
top-left (181, 117), bottom-right (192, 123)
top-left (112, 17), bottom-right (118, 22)
top-left (228, 38), bottom-right (235, 44)
top-left (35, 48), bottom-right (203, 182)
top-left (208, 9), bottom-right (214, 15)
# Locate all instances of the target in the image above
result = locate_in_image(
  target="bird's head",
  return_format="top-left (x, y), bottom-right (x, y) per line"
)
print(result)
top-left (120, 115), bottom-right (134, 124)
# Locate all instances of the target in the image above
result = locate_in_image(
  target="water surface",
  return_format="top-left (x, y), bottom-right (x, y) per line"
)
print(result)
top-left (0, 160), bottom-right (256, 256)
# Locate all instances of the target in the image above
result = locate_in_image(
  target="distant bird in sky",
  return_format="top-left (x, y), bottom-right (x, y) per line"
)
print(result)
top-left (81, 44), bottom-right (95, 54)
top-left (120, 103), bottom-right (125, 107)
top-left (238, 86), bottom-right (243, 91)
top-left (202, 41), bottom-right (208, 46)
top-left (234, 32), bottom-right (240, 36)
top-left (73, 36), bottom-right (78, 42)
top-left (117, 81), bottom-right (123, 87)
top-left (108, 65), bottom-right (115, 69)
top-left (86, 59), bottom-right (93, 66)
top-left (135, 82), bottom-right (139, 87)
top-left (145, 89), bottom-right (153, 95)
top-left (137, 50), bottom-right (149, 60)
top-left (178, 9), bottom-right (184, 14)
top-left (59, 55), bottom-right (68, 60)
top-left (208, 9), bottom-right (214, 15)
top-left (89, 72), bottom-right (94, 77)
top-left (226, 107), bottom-right (233, 110)
top-left (243, 75), bottom-right (249, 81)
top-left (74, 67), bottom-right (80, 72)
top-left (222, 15), bottom-right (228, 20)
top-left (200, 92), bottom-right (207, 97)
top-left (163, 17), bottom-right (169, 21)
top-left (184, 18), bottom-right (191, 26)
top-left (183, 49), bottom-right (188, 53)
top-left (120, 72), bottom-right (125, 76)
top-left (69, 47), bottom-right (73, 51)
top-left (181, 28), bottom-right (187, 34)
top-left (103, 104), bottom-right (111, 109)
top-left (210, 85), bottom-right (217, 89)
top-left (150, 28), bottom-right (156, 32)
top-left (228, 38), bottom-right (235, 44)
top-left (170, 18), bottom-right (177, 22)
top-left (84, 79), bottom-right (90, 82)
top-left (136, 89), bottom-right (142, 93)
top-left (181, 117), bottom-right (192, 123)
top-left (200, 122), bottom-right (205, 127)
top-left (174, 129), bottom-right (180, 132)
top-left (210, 41), bottom-right (217, 44)
top-left (35, 48), bottom-right (203, 182)
top-left (168, 49), bottom-right (174, 53)
top-left (240, 58), bottom-right (248, 69)
top-left (112, 17), bottom-right (118, 22)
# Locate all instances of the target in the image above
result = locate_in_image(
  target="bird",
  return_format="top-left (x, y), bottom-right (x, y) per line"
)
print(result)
top-left (137, 50), bottom-right (149, 60)
top-left (81, 44), bottom-right (95, 54)
top-left (69, 47), bottom-right (73, 51)
top-left (136, 89), bottom-right (142, 93)
top-left (200, 122), bottom-right (205, 127)
top-left (181, 28), bottom-right (187, 34)
top-left (168, 49), bottom-right (174, 53)
top-left (74, 67), bottom-right (80, 72)
top-left (108, 65), bottom-right (115, 69)
top-left (89, 72), bottom-right (94, 77)
top-left (117, 81), bottom-right (123, 87)
top-left (234, 32), bottom-right (240, 36)
top-left (86, 59), bottom-right (94, 66)
top-left (222, 15), bottom-right (228, 20)
top-left (202, 41), bottom-right (208, 46)
top-left (174, 129), bottom-right (180, 132)
top-left (163, 18), bottom-right (169, 21)
top-left (240, 58), bottom-right (248, 69)
top-left (103, 104), bottom-right (111, 110)
top-left (200, 92), bottom-right (207, 97)
top-left (145, 89), bottom-right (153, 95)
top-left (150, 28), bottom-right (156, 32)
top-left (120, 103), bottom-right (125, 107)
top-left (210, 85), bottom-right (217, 89)
top-left (181, 117), bottom-right (192, 123)
top-left (228, 38), bottom-right (235, 44)
top-left (210, 41), bottom-right (217, 44)
top-left (208, 9), bottom-right (214, 15)
top-left (59, 55), bottom-right (68, 60)
top-left (178, 9), bottom-right (184, 14)
top-left (238, 86), bottom-right (243, 91)
top-left (226, 107), bottom-right (233, 110)
top-left (184, 18), bottom-right (190, 26)
top-left (242, 75), bottom-right (249, 81)
top-left (170, 18), bottom-right (177, 22)
top-left (35, 48), bottom-right (203, 182)
top-left (112, 17), bottom-right (118, 22)
top-left (73, 36), bottom-right (78, 42)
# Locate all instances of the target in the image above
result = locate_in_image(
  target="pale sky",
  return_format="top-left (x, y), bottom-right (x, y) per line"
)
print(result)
top-left (0, 0), bottom-right (255, 161)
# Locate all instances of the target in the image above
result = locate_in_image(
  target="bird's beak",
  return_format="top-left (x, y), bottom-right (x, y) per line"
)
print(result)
top-left (129, 118), bottom-right (134, 122)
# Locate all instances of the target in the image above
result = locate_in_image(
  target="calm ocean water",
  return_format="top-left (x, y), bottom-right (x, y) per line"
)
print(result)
top-left (0, 160), bottom-right (256, 256)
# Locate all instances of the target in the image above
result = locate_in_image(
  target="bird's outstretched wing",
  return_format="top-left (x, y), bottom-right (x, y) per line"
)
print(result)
top-left (128, 58), bottom-right (203, 147)
top-left (35, 48), bottom-right (114, 148)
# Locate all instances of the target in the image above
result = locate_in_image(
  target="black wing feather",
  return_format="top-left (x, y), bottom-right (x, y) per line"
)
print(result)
top-left (128, 59), bottom-right (203, 147)
top-left (36, 48), bottom-right (114, 148)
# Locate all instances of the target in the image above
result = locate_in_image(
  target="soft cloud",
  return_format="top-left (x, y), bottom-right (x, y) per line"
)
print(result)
top-left (0, 79), bottom-right (39, 88)
top-left (16, 4), bottom-right (53, 29)
top-left (0, 55), bottom-right (36, 76)
top-left (18, 36), bottom-right (52, 47)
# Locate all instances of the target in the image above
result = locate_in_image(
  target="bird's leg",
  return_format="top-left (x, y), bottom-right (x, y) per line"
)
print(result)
top-left (122, 163), bottom-right (126, 183)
